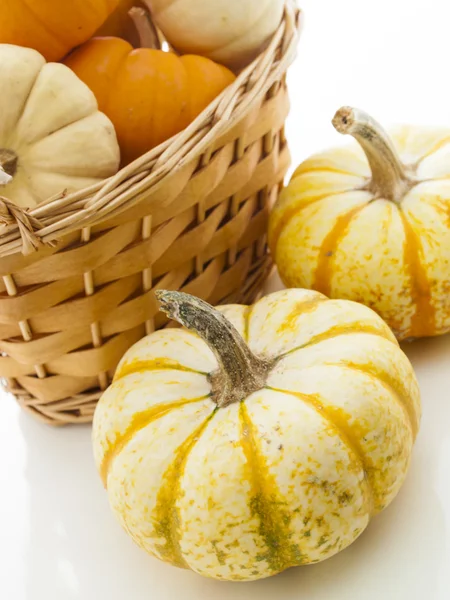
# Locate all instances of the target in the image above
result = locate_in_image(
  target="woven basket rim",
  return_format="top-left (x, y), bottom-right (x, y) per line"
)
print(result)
top-left (0, 0), bottom-right (302, 258)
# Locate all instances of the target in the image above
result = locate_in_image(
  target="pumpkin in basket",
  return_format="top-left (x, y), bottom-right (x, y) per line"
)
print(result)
top-left (269, 106), bottom-right (450, 340)
top-left (1, 0), bottom-right (120, 62)
top-left (64, 8), bottom-right (236, 166)
top-left (0, 44), bottom-right (120, 209)
top-left (145, 0), bottom-right (285, 70)
top-left (93, 288), bottom-right (420, 581)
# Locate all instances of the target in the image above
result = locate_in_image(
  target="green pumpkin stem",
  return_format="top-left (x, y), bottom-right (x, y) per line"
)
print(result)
top-left (156, 290), bottom-right (269, 408)
top-left (332, 106), bottom-right (415, 204)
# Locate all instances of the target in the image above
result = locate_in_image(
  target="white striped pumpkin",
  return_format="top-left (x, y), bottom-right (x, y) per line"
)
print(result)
top-left (93, 289), bottom-right (420, 581)
top-left (269, 106), bottom-right (450, 340)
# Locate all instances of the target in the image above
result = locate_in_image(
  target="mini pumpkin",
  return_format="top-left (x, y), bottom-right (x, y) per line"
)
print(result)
top-left (64, 9), bottom-right (235, 165)
top-left (0, 45), bottom-right (120, 209)
top-left (1, 0), bottom-right (120, 62)
top-left (269, 107), bottom-right (450, 340)
top-left (145, 0), bottom-right (285, 70)
top-left (93, 288), bottom-right (420, 581)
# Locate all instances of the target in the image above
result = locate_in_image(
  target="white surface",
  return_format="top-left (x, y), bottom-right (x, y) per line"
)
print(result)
top-left (2, 0), bottom-right (450, 598)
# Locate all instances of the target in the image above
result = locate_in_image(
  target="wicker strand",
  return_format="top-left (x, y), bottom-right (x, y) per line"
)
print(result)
top-left (227, 137), bottom-right (246, 267)
top-left (2, 273), bottom-right (47, 379)
top-left (141, 215), bottom-right (155, 335)
top-left (0, 197), bottom-right (54, 255)
top-left (81, 227), bottom-right (108, 390)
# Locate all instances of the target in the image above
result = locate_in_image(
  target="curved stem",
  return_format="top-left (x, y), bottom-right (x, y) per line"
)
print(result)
top-left (129, 7), bottom-right (162, 50)
top-left (156, 290), bottom-right (270, 408)
top-left (332, 106), bottom-right (414, 203)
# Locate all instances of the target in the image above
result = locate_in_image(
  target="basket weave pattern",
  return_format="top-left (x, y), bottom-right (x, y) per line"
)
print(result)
top-left (0, 2), bottom-right (301, 424)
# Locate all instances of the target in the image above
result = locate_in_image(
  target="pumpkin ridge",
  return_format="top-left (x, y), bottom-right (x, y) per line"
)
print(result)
top-left (421, 195), bottom-right (450, 227)
top-left (330, 361), bottom-right (418, 437)
top-left (151, 408), bottom-right (217, 568)
top-left (23, 109), bottom-right (100, 153)
top-left (179, 57), bottom-right (195, 126)
top-left (292, 166), bottom-right (363, 179)
top-left (100, 395), bottom-right (210, 486)
top-left (278, 323), bottom-right (396, 359)
top-left (266, 387), bottom-right (375, 515)
top-left (18, 0), bottom-right (67, 55)
top-left (104, 51), bottom-right (131, 114)
top-left (270, 192), bottom-right (339, 255)
top-left (398, 209), bottom-right (435, 337)
top-left (4, 57), bottom-right (43, 144)
top-left (238, 401), bottom-right (304, 573)
top-left (113, 358), bottom-right (206, 381)
top-left (416, 136), bottom-right (450, 166)
top-left (313, 203), bottom-right (368, 297)
top-left (276, 297), bottom-right (327, 335)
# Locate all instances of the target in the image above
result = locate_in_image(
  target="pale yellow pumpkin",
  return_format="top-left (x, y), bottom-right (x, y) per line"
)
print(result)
top-left (93, 288), bottom-right (420, 581)
top-left (270, 107), bottom-right (450, 340)
top-left (145, 0), bottom-right (285, 70)
top-left (0, 45), bottom-right (120, 208)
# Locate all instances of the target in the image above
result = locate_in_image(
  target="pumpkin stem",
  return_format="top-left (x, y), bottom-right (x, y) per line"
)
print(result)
top-left (0, 149), bottom-right (17, 185)
top-left (129, 7), bottom-right (162, 50)
top-left (332, 107), bottom-right (415, 204)
top-left (156, 290), bottom-right (270, 408)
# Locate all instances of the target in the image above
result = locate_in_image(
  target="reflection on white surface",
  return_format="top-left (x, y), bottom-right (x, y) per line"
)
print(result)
top-left (1, 0), bottom-right (450, 598)
top-left (57, 559), bottom-right (79, 596)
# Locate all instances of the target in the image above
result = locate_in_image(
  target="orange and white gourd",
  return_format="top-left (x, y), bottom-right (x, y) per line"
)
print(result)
top-left (270, 107), bottom-right (450, 340)
top-left (93, 289), bottom-right (420, 581)
top-left (0, 45), bottom-right (120, 208)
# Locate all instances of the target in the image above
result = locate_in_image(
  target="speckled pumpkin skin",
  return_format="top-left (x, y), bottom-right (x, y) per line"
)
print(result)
top-left (93, 289), bottom-right (420, 581)
top-left (269, 127), bottom-right (450, 340)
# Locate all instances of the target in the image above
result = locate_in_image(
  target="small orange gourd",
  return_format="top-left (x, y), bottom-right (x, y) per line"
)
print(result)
top-left (1, 0), bottom-right (120, 62)
top-left (64, 9), bottom-right (235, 165)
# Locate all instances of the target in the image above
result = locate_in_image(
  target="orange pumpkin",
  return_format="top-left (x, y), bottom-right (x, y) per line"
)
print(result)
top-left (1, 0), bottom-right (120, 62)
top-left (64, 10), bottom-right (235, 165)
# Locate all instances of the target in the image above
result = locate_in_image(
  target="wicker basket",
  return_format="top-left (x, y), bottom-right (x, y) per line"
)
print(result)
top-left (0, 2), bottom-right (301, 425)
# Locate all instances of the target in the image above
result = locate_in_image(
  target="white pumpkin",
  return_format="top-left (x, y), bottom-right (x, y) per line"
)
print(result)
top-left (145, 0), bottom-right (285, 70)
top-left (0, 45), bottom-right (120, 209)
top-left (93, 289), bottom-right (420, 581)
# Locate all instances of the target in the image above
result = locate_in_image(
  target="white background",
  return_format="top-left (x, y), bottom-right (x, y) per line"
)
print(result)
top-left (2, 1), bottom-right (450, 598)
